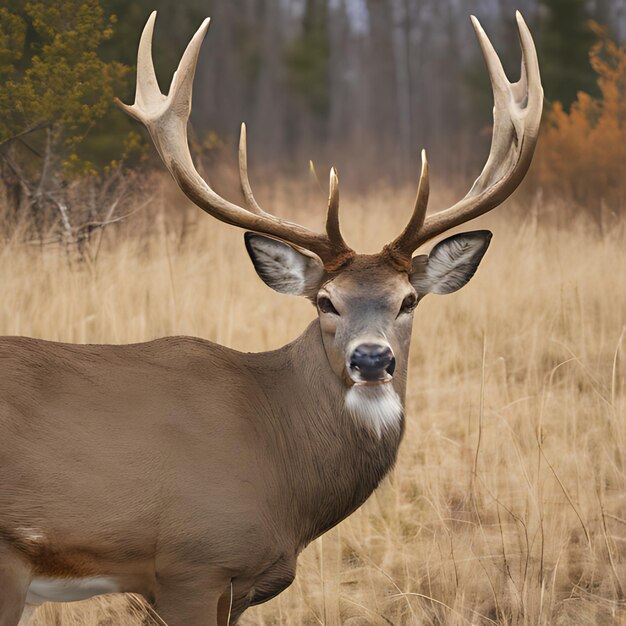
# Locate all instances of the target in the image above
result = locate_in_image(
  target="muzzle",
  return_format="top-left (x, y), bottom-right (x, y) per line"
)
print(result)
top-left (348, 342), bottom-right (396, 384)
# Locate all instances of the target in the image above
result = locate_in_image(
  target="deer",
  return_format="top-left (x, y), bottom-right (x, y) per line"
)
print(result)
top-left (0, 11), bottom-right (542, 626)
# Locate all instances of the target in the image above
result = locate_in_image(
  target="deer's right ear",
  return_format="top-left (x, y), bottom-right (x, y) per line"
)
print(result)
top-left (244, 233), bottom-right (325, 298)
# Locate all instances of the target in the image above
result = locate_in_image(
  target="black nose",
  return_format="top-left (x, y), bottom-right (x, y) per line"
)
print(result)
top-left (350, 343), bottom-right (396, 381)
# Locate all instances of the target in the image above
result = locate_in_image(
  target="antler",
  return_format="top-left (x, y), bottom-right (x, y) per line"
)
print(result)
top-left (116, 12), bottom-right (354, 270)
top-left (386, 12), bottom-right (543, 266)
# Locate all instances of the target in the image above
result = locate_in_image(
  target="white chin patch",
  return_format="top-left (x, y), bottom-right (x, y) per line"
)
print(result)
top-left (345, 384), bottom-right (403, 436)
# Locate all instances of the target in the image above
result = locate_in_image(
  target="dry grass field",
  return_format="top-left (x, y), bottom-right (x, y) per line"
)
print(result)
top-left (1, 181), bottom-right (625, 625)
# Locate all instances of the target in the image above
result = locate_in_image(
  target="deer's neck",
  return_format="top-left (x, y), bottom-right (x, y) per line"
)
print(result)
top-left (251, 321), bottom-right (406, 548)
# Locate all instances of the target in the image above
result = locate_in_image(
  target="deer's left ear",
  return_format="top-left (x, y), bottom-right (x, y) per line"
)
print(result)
top-left (409, 230), bottom-right (492, 296)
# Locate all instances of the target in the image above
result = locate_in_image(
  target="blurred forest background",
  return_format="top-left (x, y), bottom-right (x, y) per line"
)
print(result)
top-left (2, 3), bottom-right (626, 624)
top-left (1, 0), bottom-right (626, 248)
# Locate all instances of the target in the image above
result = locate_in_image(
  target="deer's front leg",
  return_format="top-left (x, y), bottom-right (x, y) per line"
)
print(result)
top-left (153, 572), bottom-right (232, 626)
top-left (0, 546), bottom-right (31, 626)
top-left (16, 606), bottom-right (35, 626)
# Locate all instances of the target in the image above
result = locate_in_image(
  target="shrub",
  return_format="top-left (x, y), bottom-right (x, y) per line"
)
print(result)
top-left (535, 23), bottom-right (626, 226)
top-left (0, 0), bottom-right (139, 242)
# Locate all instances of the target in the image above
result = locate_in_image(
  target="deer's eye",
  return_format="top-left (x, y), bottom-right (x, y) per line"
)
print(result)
top-left (318, 296), bottom-right (339, 315)
top-left (399, 293), bottom-right (418, 316)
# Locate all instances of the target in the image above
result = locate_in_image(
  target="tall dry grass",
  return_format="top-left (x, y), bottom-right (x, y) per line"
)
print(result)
top-left (1, 180), bottom-right (625, 625)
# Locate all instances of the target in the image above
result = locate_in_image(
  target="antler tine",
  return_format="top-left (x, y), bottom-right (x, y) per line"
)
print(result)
top-left (465, 15), bottom-right (516, 198)
top-left (385, 150), bottom-right (429, 259)
top-left (515, 11), bottom-right (542, 119)
top-left (238, 123), bottom-right (265, 215)
top-left (385, 13), bottom-right (543, 265)
top-left (325, 167), bottom-right (347, 250)
top-left (118, 13), bottom-right (354, 269)
top-left (115, 12), bottom-right (164, 121)
top-left (135, 12), bottom-right (162, 108)
top-left (168, 17), bottom-right (211, 122)
top-left (512, 15), bottom-right (529, 104)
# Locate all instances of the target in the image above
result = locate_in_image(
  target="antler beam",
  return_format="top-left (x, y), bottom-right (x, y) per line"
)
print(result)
top-left (117, 12), bottom-right (354, 270)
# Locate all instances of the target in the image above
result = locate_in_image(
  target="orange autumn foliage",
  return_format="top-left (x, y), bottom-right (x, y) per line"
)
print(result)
top-left (535, 23), bottom-right (626, 222)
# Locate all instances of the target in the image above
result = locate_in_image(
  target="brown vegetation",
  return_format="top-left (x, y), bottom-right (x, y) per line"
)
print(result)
top-left (534, 22), bottom-right (626, 226)
top-left (0, 179), bottom-right (623, 625)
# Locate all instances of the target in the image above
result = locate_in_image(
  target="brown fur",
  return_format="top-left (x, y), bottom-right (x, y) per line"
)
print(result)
top-left (0, 260), bottom-right (409, 625)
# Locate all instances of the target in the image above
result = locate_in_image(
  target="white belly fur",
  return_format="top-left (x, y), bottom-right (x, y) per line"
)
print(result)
top-left (26, 577), bottom-right (120, 605)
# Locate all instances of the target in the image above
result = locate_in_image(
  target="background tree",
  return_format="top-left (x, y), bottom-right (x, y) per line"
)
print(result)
top-left (0, 0), bottom-right (130, 165)
top-left (0, 0), bottom-right (134, 239)
top-left (539, 0), bottom-right (598, 108)
top-left (285, 0), bottom-right (330, 118)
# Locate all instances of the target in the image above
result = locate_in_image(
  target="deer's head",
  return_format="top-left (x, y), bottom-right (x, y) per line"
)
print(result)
top-left (244, 225), bottom-right (493, 385)
top-left (118, 12), bottom-right (542, 430)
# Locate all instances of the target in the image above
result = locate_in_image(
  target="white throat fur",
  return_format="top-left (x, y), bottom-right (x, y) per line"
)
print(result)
top-left (345, 384), bottom-right (403, 436)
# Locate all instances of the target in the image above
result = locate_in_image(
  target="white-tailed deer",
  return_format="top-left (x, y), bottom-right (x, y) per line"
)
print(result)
top-left (0, 12), bottom-right (542, 626)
